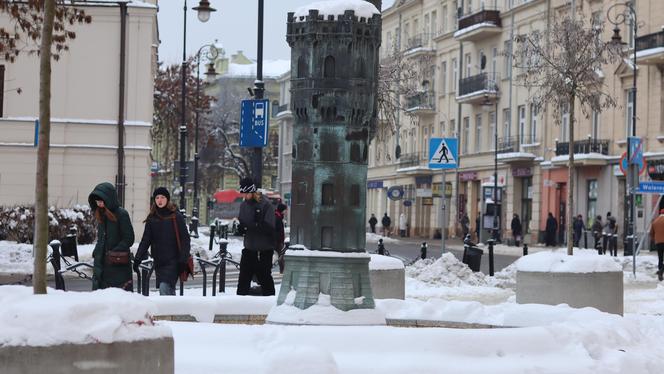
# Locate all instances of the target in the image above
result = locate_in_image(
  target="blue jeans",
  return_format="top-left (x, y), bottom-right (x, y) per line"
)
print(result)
top-left (159, 282), bottom-right (175, 296)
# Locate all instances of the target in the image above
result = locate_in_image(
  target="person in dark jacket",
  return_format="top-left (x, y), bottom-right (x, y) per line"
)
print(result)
top-left (591, 215), bottom-right (603, 253)
top-left (545, 212), bottom-right (557, 247)
top-left (88, 182), bottom-right (135, 291)
top-left (237, 178), bottom-right (276, 296)
top-left (274, 203), bottom-right (287, 274)
top-left (460, 213), bottom-right (470, 239)
top-left (511, 214), bottom-right (522, 247)
top-left (368, 214), bottom-right (378, 233)
top-left (381, 213), bottom-right (391, 237)
top-left (134, 187), bottom-right (191, 295)
top-left (572, 214), bottom-right (585, 248)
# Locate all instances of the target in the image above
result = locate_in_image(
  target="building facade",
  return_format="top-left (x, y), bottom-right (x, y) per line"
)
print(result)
top-left (367, 0), bottom-right (664, 245)
top-left (0, 1), bottom-right (158, 238)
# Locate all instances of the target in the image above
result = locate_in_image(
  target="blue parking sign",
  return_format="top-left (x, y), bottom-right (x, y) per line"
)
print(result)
top-left (240, 99), bottom-right (269, 147)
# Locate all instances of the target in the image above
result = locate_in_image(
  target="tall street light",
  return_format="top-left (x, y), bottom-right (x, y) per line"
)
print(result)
top-left (482, 94), bottom-right (499, 276)
top-left (607, 2), bottom-right (637, 256)
top-left (251, 0), bottom-right (265, 188)
top-left (190, 44), bottom-right (218, 237)
top-left (178, 0), bottom-right (216, 211)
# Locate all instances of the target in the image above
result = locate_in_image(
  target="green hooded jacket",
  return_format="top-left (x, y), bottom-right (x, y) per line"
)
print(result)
top-left (88, 182), bottom-right (135, 290)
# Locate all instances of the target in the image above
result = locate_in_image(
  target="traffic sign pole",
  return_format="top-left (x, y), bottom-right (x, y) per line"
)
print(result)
top-left (441, 170), bottom-right (446, 254)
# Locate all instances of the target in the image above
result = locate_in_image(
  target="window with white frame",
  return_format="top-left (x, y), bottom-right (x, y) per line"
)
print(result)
top-left (424, 14), bottom-right (430, 43)
top-left (478, 49), bottom-right (485, 72)
top-left (442, 5), bottom-right (448, 33)
top-left (491, 46), bottom-right (498, 80)
top-left (518, 105), bottom-right (526, 144)
top-left (440, 120), bottom-right (446, 136)
top-left (465, 53), bottom-right (472, 77)
top-left (561, 103), bottom-right (570, 142)
top-left (431, 11), bottom-right (437, 38)
top-left (386, 31), bottom-right (393, 55)
top-left (452, 58), bottom-right (458, 92)
top-left (475, 113), bottom-right (482, 152)
top-left (503, 108), bottom-right (511, 139)
top-left (529, 104), bottom-right (538, 143)
top-left (489, 111), bottom-right (496, 150)
top-left (441, 61), bottom-right (447, 95)
top-left (592, 110), bottom-right (600, 139)
top-left (626, 90), bottom-right (634, 137)
top-left (450, 119), bottom-right (455, 137)
top-left (463, 117), bottom-right (470, 154)
top-left (503, 40), bottom-right (512, 78)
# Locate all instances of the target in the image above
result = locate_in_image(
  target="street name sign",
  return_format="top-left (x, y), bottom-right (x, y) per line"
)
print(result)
top-left (637, 181), bottom-right (664, 194)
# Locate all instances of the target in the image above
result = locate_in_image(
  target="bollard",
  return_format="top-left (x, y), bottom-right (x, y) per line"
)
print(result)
top-left (208, 223), bottom-right (216, 251)
top-left (487, 238), bottom-right (495, 276)
top-left (420, 242), bottom-right (427, 259)
top-left (189, 216), bottom-right (199, 238)
top-left (523, 243), bottom-right (528, 256)
top-left (49, 240), bottom-right (65, 290)
top-left (583, 230), bottom-right (588, 249)
top-left (377, 239), bottom-right (385, 255)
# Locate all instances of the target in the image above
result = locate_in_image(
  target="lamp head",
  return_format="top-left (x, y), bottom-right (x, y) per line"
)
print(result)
top-left (193, 0), bottom-right (216, 23)
top-left (205, 62), bottom-right (217, 83)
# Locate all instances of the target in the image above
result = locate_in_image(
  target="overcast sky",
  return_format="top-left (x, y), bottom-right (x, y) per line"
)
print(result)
top-left (157, 1), bottom-right (394, 65)
top-left (157, 0), bottom-right (314, 65)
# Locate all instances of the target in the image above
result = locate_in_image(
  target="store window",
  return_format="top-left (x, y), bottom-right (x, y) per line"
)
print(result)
top-left (521, 177), bottom-right (532, 234)
top-left (587, 180), bottom-right (598, 225)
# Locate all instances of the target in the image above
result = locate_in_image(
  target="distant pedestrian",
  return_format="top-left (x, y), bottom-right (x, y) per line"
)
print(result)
top-left (460, 213), bottom-right (470, 239)
top-left (591, 215), bottom-right (603, 253)
top-left (511, 213), bottom-right (522, 247)
top-left (275, 203), bottom-right (288, 274)
top-left (649, 209), bottom-right (664, 281)
top-left (381, 213), bottom-right (391, 237)
top-left (604, 214), bottom-right (618, 256)
top-left (545, 212), bottom-right (557, 247)
top-left (573, 214), bottom-right (585, 248)
top-left (475, 215), bottom-right (480, 242)
top-left (377, 238), bottom-right (386, 255)
top-left (368, 213), bottom-right (378, 234)
top-left (399, 212), bottom-right (407, 237)
top-left (88, 182), bottom-right (135, 291)
top-left (236, 177), bottom-right (276, 296)
top-left (134, 187), bottom-right (191, 296)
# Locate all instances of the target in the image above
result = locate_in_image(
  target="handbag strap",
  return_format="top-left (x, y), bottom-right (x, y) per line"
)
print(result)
top-left (171, 215), bottom-right (182, 253)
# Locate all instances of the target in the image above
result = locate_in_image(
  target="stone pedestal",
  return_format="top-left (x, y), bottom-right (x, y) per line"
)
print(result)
top-left (0, 337), bottom-right (174, 374)
top-left (369, 268), bottom-right (405, 299)
top-left (277, 251), bottom-right (375, 311)
top-left (516, 270), bottom-right (624, 315)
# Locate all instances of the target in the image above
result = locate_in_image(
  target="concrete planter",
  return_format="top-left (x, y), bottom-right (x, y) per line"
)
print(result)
top-left (0, 337), bottom-right (174, 374)
top-left (516, 270), bottom-right (623, 315)
top-left (369, 268), bottom-right (405, 299)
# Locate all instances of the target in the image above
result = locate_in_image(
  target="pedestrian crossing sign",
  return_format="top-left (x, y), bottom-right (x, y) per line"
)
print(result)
top-left (429, 137), bottom-right (458, 169)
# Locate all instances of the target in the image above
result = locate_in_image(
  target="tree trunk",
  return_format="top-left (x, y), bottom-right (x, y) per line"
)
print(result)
top-left (33, 0), bottom-right (56, 294)
top-left (566, 94), bottom-right (576, 256)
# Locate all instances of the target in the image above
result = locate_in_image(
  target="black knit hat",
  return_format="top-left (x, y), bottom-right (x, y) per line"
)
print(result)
top-left (152, 187), bottom-right (170, 201)
top-left (239, 177), bottom-right (257, 193)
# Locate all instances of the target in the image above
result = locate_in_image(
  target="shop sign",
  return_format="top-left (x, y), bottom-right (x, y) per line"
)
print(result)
top-left (422, 197), bottom-right (434, 206)
top-left (415, 176), bottom-right (433, 186)
top-left (387, 186), bottom-right (404, 201)
top-left (512, 167), bottom-right (532, 177)
top-left (459, 171), bottom-right (478, 181)
top-left (403, 200), bottom-right (413, 207)
top-left (432, 183), bottom-right (442, 197)
top-left (416, 188), bottom-right (433, 197)
top-left (648, 159), bottom-right (664, 181)
top-left (367, 180), bottom-right (384, 189)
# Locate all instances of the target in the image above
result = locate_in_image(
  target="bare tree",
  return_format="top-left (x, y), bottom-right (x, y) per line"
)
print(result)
top-left (512, 14), bottom-right (622, 255)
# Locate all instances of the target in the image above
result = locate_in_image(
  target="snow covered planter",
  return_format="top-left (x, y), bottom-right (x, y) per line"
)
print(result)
top-left (0, 286), bottom-right (174, 374)
top-left (368, 254), bottom-right (405, 299)
top-left (515, 250), bottom-right (623, 315)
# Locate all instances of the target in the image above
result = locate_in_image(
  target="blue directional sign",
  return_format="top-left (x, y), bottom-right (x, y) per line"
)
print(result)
top-left (637, 181), bottom-right (664, 194)
top-left (628, 136), bottom-right (643, 166)
top-left (429, 138), bottom-right (458, 169)
top-left (240, 99), bottom-right (269, 147)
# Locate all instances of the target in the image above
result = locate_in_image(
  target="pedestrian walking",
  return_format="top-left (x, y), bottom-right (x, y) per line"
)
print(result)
top-left (134, 187), bottom-right (191, 296)
top-left (460, 213), bottom-right (470, 239)
top-left (545, 212), bottom-right (557, 247)
top-left (511, 213), bottom-right (522, 247)
top-left (88, 182), bottom-right (135, 291)
top-left (573, 214), bottom-right (585, 248)
top-left (591, 215), bottom-right (603, 254)
top-left (381, 213), bottom-right (391, 237)
top-left (275, 203), bottom-right (288, 274)
top-left (475, 216), bottom-right (480, 242)
top-left (236, 178), bottom-right (276, 296)
top-left (604, 215), bottom-right (619, 256)
top-left (399, 212), bottom-right (407, 237)
top-left (650, 209), bottom-right (664, 281)
top-left (368, 213), bottom-right (378, 234)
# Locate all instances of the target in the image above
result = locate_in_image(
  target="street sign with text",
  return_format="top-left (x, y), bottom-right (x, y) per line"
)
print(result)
top-left (637, 181), bottom-right (664, 194)
top-left (240, 99), bottom-right (269, 147)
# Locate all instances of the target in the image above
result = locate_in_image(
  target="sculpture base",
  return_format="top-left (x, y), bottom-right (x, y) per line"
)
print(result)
top-left (276, 250), bottom-right (376, 312)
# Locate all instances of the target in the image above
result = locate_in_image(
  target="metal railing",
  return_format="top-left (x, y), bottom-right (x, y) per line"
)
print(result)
top-left (635, 30), bottom-right (664, 52)
top-left (497, 136), bottom-right (519, 153)
top-left (555, 138), bottom-right (610, 156)
top-left (405, 91), bottom-right (435, 111)
top-left (397, 152), bottom-right (420, 167)
top-left (458, 72), bottom-right (500, 97)
top-left (276, 103), bottom-right (289, 114)
top-left (458, 8), bottom-right (501, 31)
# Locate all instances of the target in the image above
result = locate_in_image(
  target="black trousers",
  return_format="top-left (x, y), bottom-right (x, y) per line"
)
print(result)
top-left (237, 249), bottom-right (275, 296)
top-left (657, 243), bottom-right (664, 272)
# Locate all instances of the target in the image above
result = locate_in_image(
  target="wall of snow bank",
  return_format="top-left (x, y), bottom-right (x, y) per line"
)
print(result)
top-left (515, 249), bottom-right (622, 273)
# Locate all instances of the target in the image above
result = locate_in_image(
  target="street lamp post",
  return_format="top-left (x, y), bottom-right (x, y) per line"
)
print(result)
top-left (190, 44), bottom-right (219, 237)
top-left (251, 0), bottom-right (265, 188)
top-left (607, 2), bottom-right (637, 257)
top-left (482, 94), bottom-right (499, 276)
top-left (178, 0), bottom-right (216, 211)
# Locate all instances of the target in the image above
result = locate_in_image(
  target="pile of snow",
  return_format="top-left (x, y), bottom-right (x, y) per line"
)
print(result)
top-left (152, 295), bottom-right (276, 323)
top-left (516, 249), bottom-right (622, 273)
top-left (0, 286), bottom-right (170, 347)
top-left (369, 254), bottom-right (404, 270)
top-left (406, 253), bottom-right (489, 287)
top-left (0, 241), bottom-right (96, 275)
top-left (266, 291), bottom-right (386, 325)
top-left (293, 0), bottom-right (380, 21)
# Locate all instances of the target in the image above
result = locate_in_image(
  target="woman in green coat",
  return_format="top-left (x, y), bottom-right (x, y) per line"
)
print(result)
top-left (88, 182), bottom-right (135, 291)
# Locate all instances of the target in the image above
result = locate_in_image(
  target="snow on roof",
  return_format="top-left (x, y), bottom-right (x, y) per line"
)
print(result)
top-left (67, 0), bottom-right (157, 9)
top-left (551, 153), bottom-right (610, 163)
top-left (286, 247), bottom-right (371, 259)
top-left (453, 22), bottom-right (500, 38)
top-left (225, 60), bottom-right (291, 78)
top-left (635, 47), bottom-right (664, 60)
top-left (516, 249), bottom-right (622, 273)
top-left (497, 152), bottom-right (536, 160)
top-left (369, 254), bottom-right (404, 271)
top-left (293, 0), bottom-right (380, 21)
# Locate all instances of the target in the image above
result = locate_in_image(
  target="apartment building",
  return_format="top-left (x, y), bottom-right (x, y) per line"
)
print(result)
top-left (368, 0), bottom-right (664, 244)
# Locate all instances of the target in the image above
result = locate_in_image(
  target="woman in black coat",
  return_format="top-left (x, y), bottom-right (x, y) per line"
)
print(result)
top-left (545, 212), bottom-right (558, 247)
top-left (134, 187), bottom-right (191, 295)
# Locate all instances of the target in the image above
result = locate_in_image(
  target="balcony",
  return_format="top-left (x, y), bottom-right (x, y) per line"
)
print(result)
top-left (635, 30), bottom-right (664, 65)
top-left (454, 9), bottom-right (502, 42)
top-left (403, 33), bottom-right (435, 58)
top-left (496, 136), bottom-right (537, 163)
top-left (275, 103), bottom-right (293, 120)
top-left (552, 138), bottom-right (610, 166)
top-left (397, 152), bottom-right (420, 168)
top-left (405, 91), bottom-right (435, 115)
top-left (456, 73), bottom-right (499, 104)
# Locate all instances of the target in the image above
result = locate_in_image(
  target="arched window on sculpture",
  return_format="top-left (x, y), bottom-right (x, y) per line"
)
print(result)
top-left (297, 56), bottom-right (307, 78)
top-left (324, 55), bottom-right (335, 78)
